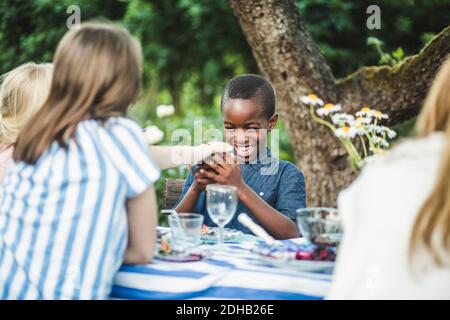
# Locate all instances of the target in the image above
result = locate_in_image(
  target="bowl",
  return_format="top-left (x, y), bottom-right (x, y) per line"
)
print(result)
top-left (296, 207), bottom-right (343, 246)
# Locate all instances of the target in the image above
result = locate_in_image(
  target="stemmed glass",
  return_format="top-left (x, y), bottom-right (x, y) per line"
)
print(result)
top-left (206, 184), bottom-right (238, 250)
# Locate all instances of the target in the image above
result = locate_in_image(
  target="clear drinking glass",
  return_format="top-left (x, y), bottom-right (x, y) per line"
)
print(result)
top-left (168, 213), bottom-right (204, 251)
top-left (206, 184), bottom-right (238, 250)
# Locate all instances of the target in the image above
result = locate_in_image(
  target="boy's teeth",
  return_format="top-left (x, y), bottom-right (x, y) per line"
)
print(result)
top-left (235, 145), bottom-right (254, 157)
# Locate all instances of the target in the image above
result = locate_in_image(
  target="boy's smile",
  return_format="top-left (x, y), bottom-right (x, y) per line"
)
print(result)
top-left (222, 98), bottom-right (277, 163)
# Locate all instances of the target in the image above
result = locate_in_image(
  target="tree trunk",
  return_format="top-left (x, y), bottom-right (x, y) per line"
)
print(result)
top-left (229, 0), bottom-right (450, 206)
top-left (168, 78), bottom-right (182, 116)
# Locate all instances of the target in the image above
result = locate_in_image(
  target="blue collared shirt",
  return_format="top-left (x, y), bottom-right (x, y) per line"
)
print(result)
top-left (176, 151), bottom-right (306, 234)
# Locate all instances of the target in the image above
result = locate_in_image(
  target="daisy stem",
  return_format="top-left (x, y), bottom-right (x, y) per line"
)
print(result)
top-left (359, 135), bottom-right (368, 158)
top-left (309, 105), bottom-right (336, 132)
top-left (348, 141), bottom-right (362, 162)
top-left (364, 131), bottom-right (377, 153)
top-left (373, 119), bottom-right (378, 134)
top-left (342, 139), bottom-right (362, 171)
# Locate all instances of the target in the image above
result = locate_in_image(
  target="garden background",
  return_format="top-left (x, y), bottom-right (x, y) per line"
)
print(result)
top-left (1, 0), bottom-right (449, 210)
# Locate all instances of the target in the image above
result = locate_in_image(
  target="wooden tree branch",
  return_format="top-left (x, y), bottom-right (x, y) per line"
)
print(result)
top-left (337, 25), bottom-right (450, 125)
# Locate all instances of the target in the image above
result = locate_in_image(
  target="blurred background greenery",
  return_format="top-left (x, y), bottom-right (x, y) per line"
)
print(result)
top-left (1, 0), bottom-right (449, 209)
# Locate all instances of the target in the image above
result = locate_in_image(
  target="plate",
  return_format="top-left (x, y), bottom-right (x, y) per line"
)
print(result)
top-left (201, 227), bottom-right (244, 243)
top-left (155, 251), bottom-right (210, 262)
top-left (155, 242), bottom-right (211, 262)
top-left (258, 255), bottom-right (334, 273)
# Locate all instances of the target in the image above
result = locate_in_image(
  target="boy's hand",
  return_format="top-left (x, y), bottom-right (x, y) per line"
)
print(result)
top-left (204, 153), bottom-right (244, 190)
top-left (192, 164), bottom-right (214, 193)
top-left (192, 142), bottom-right (233, 164)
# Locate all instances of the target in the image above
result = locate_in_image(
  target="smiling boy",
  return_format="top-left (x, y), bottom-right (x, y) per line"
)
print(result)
top-left (175, 74), bottom-right (306, 239)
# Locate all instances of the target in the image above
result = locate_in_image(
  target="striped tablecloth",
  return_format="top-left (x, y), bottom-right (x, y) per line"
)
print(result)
top-left (110, 239), bottom-right (332, 300)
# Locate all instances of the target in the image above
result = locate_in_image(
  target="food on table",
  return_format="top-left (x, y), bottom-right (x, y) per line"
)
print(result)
top-left (201, 224), bottom-right (208, 235)
top-left (254, 241), bottom-right (337, 262)
top-left (159, 238), bottom-right (172, 255)
top-left (155, 229), bottom-right (209, 262)
top-left (292, 244), bottom-right (336, 261)
top-left (311, 234), bottom-right (342, 247)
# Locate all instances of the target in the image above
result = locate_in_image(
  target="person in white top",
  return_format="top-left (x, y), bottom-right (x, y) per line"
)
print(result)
top-left (328, 56), bottom-right (450, 299)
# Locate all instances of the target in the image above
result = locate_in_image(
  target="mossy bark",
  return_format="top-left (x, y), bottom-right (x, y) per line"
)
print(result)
top-left (229, 0), bottom-right (450, 206)
top-left (337, 25), bottom-right (450, 124)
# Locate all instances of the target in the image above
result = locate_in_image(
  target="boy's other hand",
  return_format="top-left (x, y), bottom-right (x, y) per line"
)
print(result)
top-left (204, 153), bottom-right (244, 190)
top-left (192, 164), bottom-right (215, 193)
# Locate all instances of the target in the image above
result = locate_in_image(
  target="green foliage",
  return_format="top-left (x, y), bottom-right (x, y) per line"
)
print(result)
top-left (421, 32), bottom-right (436, 46)
top-left (367, 36), bottom-right (405, 66)
top-left (393, 117), bottom-right (417, 140)
top-left (2, 1), bottom-right (448, 97)
top-left (391, 47), bottom-right (405, 61)
top-left (122, 0), bottom-right (256, 111)
top-left (0, 0), bottom-right (127, 74)
top-left (297, 0), bottom-right (450, 77)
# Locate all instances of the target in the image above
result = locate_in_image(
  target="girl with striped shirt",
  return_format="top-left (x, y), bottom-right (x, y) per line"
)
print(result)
top-left (0, 22), bottom-right (160, 299)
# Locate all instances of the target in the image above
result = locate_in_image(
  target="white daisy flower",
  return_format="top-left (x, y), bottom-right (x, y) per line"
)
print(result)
top-left (367, 124), bottom-right (384, 134)
top-left (316, 103), bottom-right (342, 117)
top-left (144, 125), bottom-right (164, 145)
top-left (335, 126), bottom-right (357, 139)
top-left (353, 123), bottom-right (366, 136)
top-left (372, 110), bottom-right (389, 120)
top-left (368, 125), bottom-right (397, 139)
top-left (356, 107), bottom-right (372, 117)
top-left (372, 136), bottom-right (390, 148)
top-left (355, 116), bottom-right (372, 125)
top-left (300, 94), bottom-right (324, 106)
top-left (331, 113), bottom-right (355, 125)
top-left (156, 104), bottom-right (175, 118)
top-left (382, 126), bottom-right (397, 139)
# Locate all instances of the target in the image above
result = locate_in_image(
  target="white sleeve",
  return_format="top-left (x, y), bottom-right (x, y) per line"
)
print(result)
top-left (100, 117), bottom-right (161, 198)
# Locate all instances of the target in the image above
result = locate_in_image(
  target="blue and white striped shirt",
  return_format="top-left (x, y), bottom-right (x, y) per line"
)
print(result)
top-left (0, 117), bottom-right (160, 299)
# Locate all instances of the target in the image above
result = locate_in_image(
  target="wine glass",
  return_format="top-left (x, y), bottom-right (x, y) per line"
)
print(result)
top-left (206, 184), bottom-right (238, 250)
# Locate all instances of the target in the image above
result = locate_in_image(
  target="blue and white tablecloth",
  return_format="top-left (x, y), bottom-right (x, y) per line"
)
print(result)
top-left (110, 239), bottom-right (332, 300)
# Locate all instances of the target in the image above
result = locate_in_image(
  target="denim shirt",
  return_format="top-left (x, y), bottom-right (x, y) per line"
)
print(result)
top-left (176, 151), bottom-right (307, 234)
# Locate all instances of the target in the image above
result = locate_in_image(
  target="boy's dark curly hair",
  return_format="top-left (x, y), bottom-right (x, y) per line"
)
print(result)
top-left (220, 74), bottom-right (275, 119)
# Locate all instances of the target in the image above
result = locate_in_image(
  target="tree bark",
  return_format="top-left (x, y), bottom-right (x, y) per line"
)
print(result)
top-left (168, 78), bottom-right (182, 116)
top-left (229, 0), bottom-right (450, 206)
top-left (337, 25), bottom-right (450, 125)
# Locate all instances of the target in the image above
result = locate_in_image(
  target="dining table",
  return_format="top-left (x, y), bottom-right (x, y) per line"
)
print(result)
top-left (110, 230), bottom-right (333, 300)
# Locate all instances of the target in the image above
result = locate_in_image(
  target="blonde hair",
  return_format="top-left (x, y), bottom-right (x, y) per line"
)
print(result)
top-left (410, 56), bottom-right (450, 266)
top-left (0, 62), bottom-right (52, 150)
top-left (14, 21), bottom-right (142, 164)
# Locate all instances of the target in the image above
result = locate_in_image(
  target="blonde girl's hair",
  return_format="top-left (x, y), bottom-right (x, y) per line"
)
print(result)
top-left (410, 56), bottom-right (450, 266)
top-left (0, 62), bottom-right (53, 150)
top-left (14, 21), bottom-right (142, 164)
